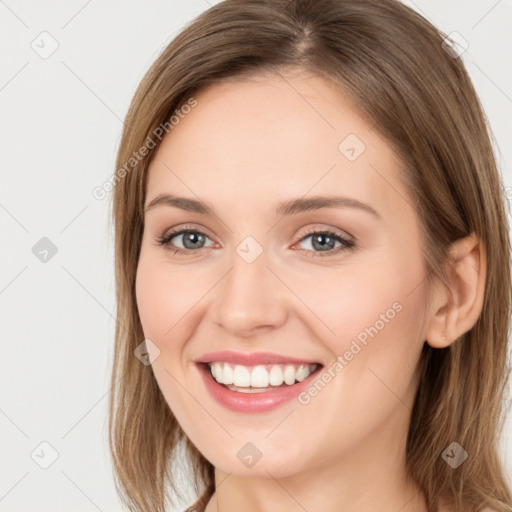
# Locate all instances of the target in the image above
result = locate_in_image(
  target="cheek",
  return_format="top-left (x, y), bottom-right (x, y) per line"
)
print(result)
top-left (292, 280), bottom-right (426, 453)
top-left (135, 264), bottom-right (168, 341)
top-left (135, 256), bottom-right (198, 415)
top-left (135, 254), bottom-right (203, 341)
top-left (286, 262), bottom-right (414, 350)
top-left (296, 250), bottom-right (427, 403)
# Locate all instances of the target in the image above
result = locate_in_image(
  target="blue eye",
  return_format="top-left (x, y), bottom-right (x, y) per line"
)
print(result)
top-left (156, 226), bottom-right (356, 258)
top-left (296, 230), bottom-right (355, 257)
top-left (156, 226), bottom-right (215, 255)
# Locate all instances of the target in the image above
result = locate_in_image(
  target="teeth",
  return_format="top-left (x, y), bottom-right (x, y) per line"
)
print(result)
top-left (223, 363), bottom-right (234, 385)
top-left (233, 365), bottom-right (250, 386)
top-left (295, 365), bottom-right (311, 382)
top-left (208, 362), bottom-right (319, 388)
top-left (269, 365), bottom-right (284, 386)
top-left (251, 365), bottom-right (269, 387)
top-left (284, 364), bottom-right (296, 385)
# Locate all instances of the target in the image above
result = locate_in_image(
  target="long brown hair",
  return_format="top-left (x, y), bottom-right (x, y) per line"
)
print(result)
top-left (108, 1), bottom-right (512, 510)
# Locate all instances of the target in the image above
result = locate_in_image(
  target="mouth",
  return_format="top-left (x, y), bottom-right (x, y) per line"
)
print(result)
top-left (197, 361), bottom-right (323, 394)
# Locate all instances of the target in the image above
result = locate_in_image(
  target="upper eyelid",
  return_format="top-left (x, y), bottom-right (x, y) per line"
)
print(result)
top-left (163, 224), bottom-right (216, 243)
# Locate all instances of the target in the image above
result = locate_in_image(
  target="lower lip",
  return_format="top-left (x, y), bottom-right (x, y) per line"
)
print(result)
top-left (196, 362), bottom-right (322, 413)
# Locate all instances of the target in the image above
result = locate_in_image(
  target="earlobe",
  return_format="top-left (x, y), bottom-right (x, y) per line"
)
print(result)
top-left (425, 233), bottom-right (486, 349)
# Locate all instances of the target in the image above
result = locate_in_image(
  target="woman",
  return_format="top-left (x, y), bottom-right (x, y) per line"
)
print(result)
top-left (108, 1), bottom-right (512, 511)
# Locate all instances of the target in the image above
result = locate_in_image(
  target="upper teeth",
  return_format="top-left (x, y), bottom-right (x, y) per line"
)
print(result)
top-left (209, 362), bottom-right (318, 387)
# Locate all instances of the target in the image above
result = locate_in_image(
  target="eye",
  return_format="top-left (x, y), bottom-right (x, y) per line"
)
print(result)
top-left (155, 225), bottom-right (356, 258)
top-left (156, 225), bottom-right (215, 255)
top-left (294, 229), bottom-right (355, 258)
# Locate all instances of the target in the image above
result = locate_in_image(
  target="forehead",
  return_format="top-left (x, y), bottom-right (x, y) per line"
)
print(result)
top-left (145, 72), bottom-right (411, 220)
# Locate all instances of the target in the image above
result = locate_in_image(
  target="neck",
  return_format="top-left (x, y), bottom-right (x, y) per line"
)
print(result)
top-left (206, 424), bottom-right (428, 512)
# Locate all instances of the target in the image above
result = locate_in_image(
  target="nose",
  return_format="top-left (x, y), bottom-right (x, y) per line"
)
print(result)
top-left (209, 246), bottom-right (288, 337)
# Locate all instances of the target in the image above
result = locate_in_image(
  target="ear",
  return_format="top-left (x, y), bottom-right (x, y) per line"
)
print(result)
top-left (425, 233), bottom-right (487, 349)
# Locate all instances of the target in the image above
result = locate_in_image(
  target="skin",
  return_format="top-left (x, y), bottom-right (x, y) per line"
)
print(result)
top-left (135, 69), bottom-right (486, 512)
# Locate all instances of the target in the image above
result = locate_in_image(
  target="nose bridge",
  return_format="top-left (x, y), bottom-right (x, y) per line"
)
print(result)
top-left (212, 237), bottom-right (287, 334)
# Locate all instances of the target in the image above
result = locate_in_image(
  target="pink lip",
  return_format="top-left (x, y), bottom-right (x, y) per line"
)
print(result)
top-left (196, 362), bottom-right (322, 413)
top-left (195, 350), bottom-right (320, 366)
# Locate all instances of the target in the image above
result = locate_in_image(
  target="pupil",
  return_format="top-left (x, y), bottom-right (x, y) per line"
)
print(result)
top-left (313, 234), bottom-right (334, 251)
top-left (184, 232), bottom-right (203, 248)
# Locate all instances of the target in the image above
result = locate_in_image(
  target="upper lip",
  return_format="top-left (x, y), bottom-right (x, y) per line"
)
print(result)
top-left (195, 351), bottom-right (322, 366)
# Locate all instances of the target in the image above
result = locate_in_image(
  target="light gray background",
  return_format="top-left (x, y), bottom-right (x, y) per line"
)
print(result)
top-left (1, 1), bottom-right (511, 511)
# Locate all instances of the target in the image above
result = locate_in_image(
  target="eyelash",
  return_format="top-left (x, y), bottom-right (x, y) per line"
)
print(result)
top-left (156, 224), bottom-right (356, 258)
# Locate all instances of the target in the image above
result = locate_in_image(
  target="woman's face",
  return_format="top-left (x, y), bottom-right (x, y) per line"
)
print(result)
top-left (136, 71), bottom-right (431, 479)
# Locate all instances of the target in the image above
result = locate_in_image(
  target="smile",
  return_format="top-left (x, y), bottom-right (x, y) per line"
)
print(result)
top-left (196, 359), bottom-right (323, 413)
top-left (208, 362), bottom-right (321, 391)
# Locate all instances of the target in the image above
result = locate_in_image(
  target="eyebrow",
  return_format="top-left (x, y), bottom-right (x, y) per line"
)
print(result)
top-left (144, 193), bottom-right (381, 219)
